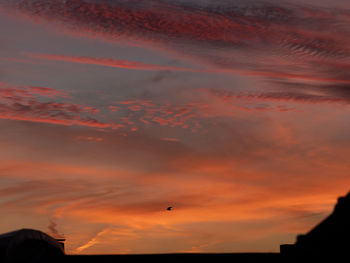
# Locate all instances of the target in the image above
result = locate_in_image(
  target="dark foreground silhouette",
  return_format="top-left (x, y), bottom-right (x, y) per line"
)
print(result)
top-left (280, 191), bottom-right (350, 261)
top-left (1, 191), bottom-right (349, 262)
top-left (0, 229), bottom-right (64, 263)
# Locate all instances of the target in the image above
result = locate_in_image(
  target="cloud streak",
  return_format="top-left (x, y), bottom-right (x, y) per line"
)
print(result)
top-left (201, 87), bottom-right (350, 105)
top-left (0, 82), bottom-right (123, 129)
top-left (2, 0), bottom-right (350, 255)
top-left (74, 228), bottom-right (111, 253)
top-left (3, 0), bottom-right (350, 87)
top-left (0, 82), bottom-right (68, 99)
top-left (25, 52), bottom-right (200, 72)
top-left (0, 82), bottom-right (231, 132)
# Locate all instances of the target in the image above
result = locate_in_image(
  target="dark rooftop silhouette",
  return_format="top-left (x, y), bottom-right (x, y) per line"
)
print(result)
top-left (0, 229), bottom-right (64, 263)
top-left (1, 191), bottom-right (349, 262)
top-left (280, 191), bottom-right (350, 260)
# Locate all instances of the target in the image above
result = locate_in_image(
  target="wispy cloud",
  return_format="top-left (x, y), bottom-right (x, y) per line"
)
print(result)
top-left (2, 0), bottom-right (350, 255)
top-left (3, 0), bottom-right (350, 87)
top-left (0, 82), bottom-right (68, 98)
top-left (200, 85), bottom-right (350, 105)
top-left (24, 52), bottom-right (200, 72)
top-left (74, 228), bottom-right (111, 253)
top-left (0, 82), bottom-right (123, 129)
top-left (48, 219), bottom-right (65, 239)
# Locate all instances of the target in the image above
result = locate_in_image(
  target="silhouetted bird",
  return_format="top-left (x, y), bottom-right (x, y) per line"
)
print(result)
top-left (167, 207), bottom-right (172, 211)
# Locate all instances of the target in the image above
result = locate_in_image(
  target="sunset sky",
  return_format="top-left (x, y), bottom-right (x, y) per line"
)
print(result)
top-left (1, 0), bottom-right (350, 254)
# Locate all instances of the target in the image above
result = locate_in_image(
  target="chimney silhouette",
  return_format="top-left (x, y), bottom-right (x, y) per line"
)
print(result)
top-left (55, 238), bottom-right (66, 251)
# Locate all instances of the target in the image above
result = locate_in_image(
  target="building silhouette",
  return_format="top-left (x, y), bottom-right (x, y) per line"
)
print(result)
top-left (1, 192), bottom-right (349, 262)
top-left (281, 191), bottom-right (350, 260)
top-left (0, 229), bottom-right (64, 262)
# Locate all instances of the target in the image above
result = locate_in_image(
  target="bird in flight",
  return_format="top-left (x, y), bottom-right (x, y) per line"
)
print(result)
top-left (167, 206), bottom-right (172, 211)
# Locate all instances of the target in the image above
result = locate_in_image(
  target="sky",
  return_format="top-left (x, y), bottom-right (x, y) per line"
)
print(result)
top-left (0, 0), bottom-right (350, 255)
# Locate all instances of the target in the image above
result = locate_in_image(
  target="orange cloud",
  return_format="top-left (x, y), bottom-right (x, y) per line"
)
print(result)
top-left (74, 228), bottom-right (111, 253)
top-left (2, 0), bottom-right (350, 255)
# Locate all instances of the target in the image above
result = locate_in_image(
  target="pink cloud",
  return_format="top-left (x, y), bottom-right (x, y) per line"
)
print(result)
top-left (75, 136), bottom-right (104, 142)
top-left (0, 82), bottom-right (69, 99)
top-left (161, 138), bottom-right (179, 142)
top-left (108, 106), bottom-right (119, 113)
top-left (3, 0), bottom-right (350, 88)
top-left (200, 87), bottom-right (350, 106)
top-left (0, 82), bottom-right (123, 129)
top-left (24, 52), bottom-right (199, 72)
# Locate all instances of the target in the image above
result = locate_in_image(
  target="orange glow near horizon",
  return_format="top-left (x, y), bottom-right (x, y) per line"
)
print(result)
top-left (1, 0), bottom-right (350, 255)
